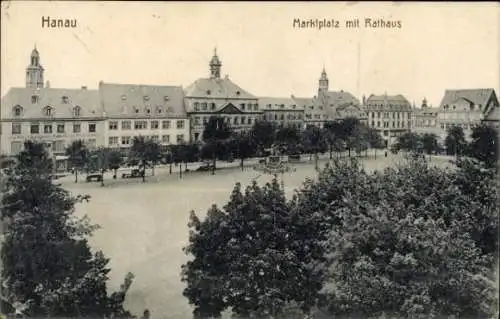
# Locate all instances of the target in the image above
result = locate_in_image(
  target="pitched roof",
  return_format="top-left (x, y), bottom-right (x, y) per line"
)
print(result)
top-left (99, 82), bottom-right (186, 118)
top-left (291, 96), bottom-right (315, 108)
top-left (259, 97), bottom-right (302, 111)
top-left (318, 90), bottom-right (360, 108)
top-left (1, 87), bottom-right (100, 119)
top-left (184, 77), bottom-right (256, 100)
top-left (484, 106), bottom-right (500, 122)
top-left (439, 89), bottom-right (496, 110)
top-left (365, 94), bottom-right (411, 110)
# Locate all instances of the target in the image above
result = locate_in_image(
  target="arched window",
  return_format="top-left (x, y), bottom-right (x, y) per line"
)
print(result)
top-left (13, 105), bottom-right (23, 117)
top-left (73, 106), bottom-right (81, 117)
top-left (44, 106), bottom-right (53, 117)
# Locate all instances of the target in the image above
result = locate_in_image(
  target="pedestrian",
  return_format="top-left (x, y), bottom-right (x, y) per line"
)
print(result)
top-left (141, 309), bottom-right (150, 319)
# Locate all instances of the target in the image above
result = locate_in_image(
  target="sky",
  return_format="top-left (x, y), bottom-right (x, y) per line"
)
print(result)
top-left (1, 1), bottom-right (499, 107)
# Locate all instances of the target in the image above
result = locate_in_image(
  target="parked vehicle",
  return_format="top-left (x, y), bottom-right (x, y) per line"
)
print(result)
top-left (86, 174), bottom-right (103, 182)
top-left (196, 162), bottom-right (215, 172)
top-left (121, 169), bottom-right (145, 179)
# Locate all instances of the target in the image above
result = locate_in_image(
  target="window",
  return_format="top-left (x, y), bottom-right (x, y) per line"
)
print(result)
top-left (121, 136), bottom-right (131, 145)
top-left (203, 117), bottom-right (208, 124)
top-left (73, 123), bottom-right (81, 133)
top-left (109, 121), bottom-right (118, 130)
top-left (73, 106), bottom-right (81, 117)
top-left (194, 133), bottom-right (200, 141)
top-left (44, 124), bottom-right (53, 134)
top-left (176, 120), bottom-right (184, 129)
top-left (44, 106), bottom-right (53, 117)
top-left (194, 117), bottom-right (200, 125)
top-left (145, 108), bottom-right (152, 114)
top-left (206, 90), bottom-right (211, 95)
top-left (162, 135), bottom-right (170, 143)
top-left (13, 106), bottom-right (22, 117)
top-left (134, 121), bottom-right (147, 130)
top-left (280, 114), bottom-right (285, 120)
top-left (151, 135), bottom-right (159, 142)
top-left (61, 96), bottom-right (69, 104)
top-left (236, 91), bottom-right (241, 96)
top-left (156, 106), bottom-right (163, 114)
top-left (31, 123), bottom-right (39, 134)
top-left (176, 134), bottom-right (184, 144)
top-left (162, 120), bottom-right (171, 129)
top-left (57, 123), bottom-right (65, 133)
top-left (201, 103), bottom-right (208, 111)
top-left (151, 120), bottom-right (159, 129)
top-left (211, 103), bottom-right (216, 110)
top-left (53, 140), bottom-right (65, 153)
top-left (164, 96), bottom-right (169, 101)
top-left (234, 117), bottom-right (239, 125)
top-left (89, 123), bottom-right (96, 133)
top-left (194, 102), bottom-right (200, 111)
top-left (11, 123), bottom-right (21, 134)
top-left (31, 95), bottom-right (39, 104)
top-left (134, 107), bottom-right (139, 114)
top-left (241, 116), bottom-right (246, 124)
top-left (109, 136), bottom-right (119, 145)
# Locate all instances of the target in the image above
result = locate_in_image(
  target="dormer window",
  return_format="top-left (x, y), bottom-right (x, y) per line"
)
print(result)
top-left (267, 104), bottom-right (271, 108)
top-left (236, 91), bottom-right (241, 96)
top-left (31, 95), bottom-right (39, 104)
top-left (13, 105), bottom-right (23, 117)
top-left (146, 108), bottom-right (151, 114)
top-left (44, 106), bottom-right (53, 117)
top-left (280, 104), bottom-right (285, 109)
top-left (134, 107), bottom-right (139, 114)
top-left (164, 96), bottom-right (169, 101)
top-left (62, 96), bottom-right (69, 104)
top-left (206, 90), bottom-right (211, 95)
top-left (73, 106), bottom-right (81, 117)
top-left (292, 105), bottom-right (296, 109)
top-left (143, 96), bottom-right (150, 101)
top-left (157, 106), bottom-right (163, 114)
top-left (121, 95), bottom-right (127, 101)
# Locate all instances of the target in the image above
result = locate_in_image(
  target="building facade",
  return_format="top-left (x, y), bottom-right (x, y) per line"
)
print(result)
top-left (99, 82), bottom-right (190, 150)
top-left (411, 98), bottom-right (440, 136)
top-left (436, 88), bottom-right (499, 141)
top-left (365, 93), bottom-right (412, 147)
top-left (259, 97), bottom-right (304, 130)
top-left (184, 49), bottom-right (261, 141)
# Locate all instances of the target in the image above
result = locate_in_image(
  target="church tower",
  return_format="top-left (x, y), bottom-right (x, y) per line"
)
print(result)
top-left (319, 67), bottom-right (329, 92)
top-left (26, 46), bottom-right (44, 88)
top-left (209, 48), bottom-right (222, 79)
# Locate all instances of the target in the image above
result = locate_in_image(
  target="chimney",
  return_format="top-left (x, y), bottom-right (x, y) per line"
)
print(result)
top-left (81, 86), bottom-right (87, 90)
top-left (362, 95), bottom-right (366, 105)
top-left (224, 74), bottom-right (229, 80)
top-left (45, 81), bottom-right (50, 88)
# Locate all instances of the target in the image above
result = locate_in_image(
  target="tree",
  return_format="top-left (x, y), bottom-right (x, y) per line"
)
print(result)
top-left (230, 132), bottom-right (254, 171)
top-left (87, 148), bottom-right (109, 187)
top-left (469, 123), bottom-right (498, 169)
top-left (249, 120), bottom-right (276, 155)
top-left (145, 139), bottom-right (162, 176)
top-left (366, 127), bottom-right (385, 159)
top-left (17, 141), bottom-right (53, 176)
top-left (323, 121), bottom-right (343, 159)
top-left (182, 179), bottom-right (324, 318)
top-left (108, 150), bottom-right (123, 179)
top-left (338, 117), bottom-right (360, 157)
top-left (275, 125), bottom-right (301, 155)
top-left (297, 157), bottom-right (498, 318)
top-left (1, 142), bottom-right (135, 318)
top-left (444, 125), bottom-right (467, 157)
top-left (129, 136), bottom-right (149, 182)
top-left (420, 133), bottom-right (440, 155)
top-left (202, 116), bottom-right (232, 175)
top-left (302, 125), bottom-right (325, 170)
top-left (65, 140), bottom-right (88, 183)
top-left (393, 132), bottom-right (421, 154)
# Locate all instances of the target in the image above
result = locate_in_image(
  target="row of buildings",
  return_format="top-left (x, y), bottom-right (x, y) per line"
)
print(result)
top-left (1, 47), bottom-right (499, 160)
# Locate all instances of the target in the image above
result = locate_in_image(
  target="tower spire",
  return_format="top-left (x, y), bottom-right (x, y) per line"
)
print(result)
top-left (26, 46), bottom-right (44, 88)
top-left (209, 47), bottom-right (222, 79)
top-left (319, 66), bottom-right (329, 92)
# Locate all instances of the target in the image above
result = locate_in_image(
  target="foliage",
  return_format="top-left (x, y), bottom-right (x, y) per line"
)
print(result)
top-left (444, 125), bottom-right (467, 156)
top-left (275, 126), bottom-right (300, 150)
top-left (228, 132), bottom-right (254, 168)
top-left (298, 157), bottom-right (499, 318)
top-left (202, 116), bottom-right (233, 171)
top-left (468, 123), bottom-right (498, 168)
top-left (393, 132), bottom-right (422, 153)
top-left (420, 133), bottom-right (440, 155)
top-left (65, 139), bottom-right (89, 183)
top-left (249, 120), bottom-right (276, 154)
top-left (129, 136), bottom-right (162, 179)
top-left (0, 141), bottom-right (134, 318)
top-left (302, 125), bottom-right (326, 155)
top-left (182, 179), bottom-right (324, 318)
top-left (107, 149), bottom-right (124, 179)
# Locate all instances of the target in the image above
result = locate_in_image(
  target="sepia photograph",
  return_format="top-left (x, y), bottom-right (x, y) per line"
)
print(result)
top-left (1, 1), bottom-right (499, 318)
